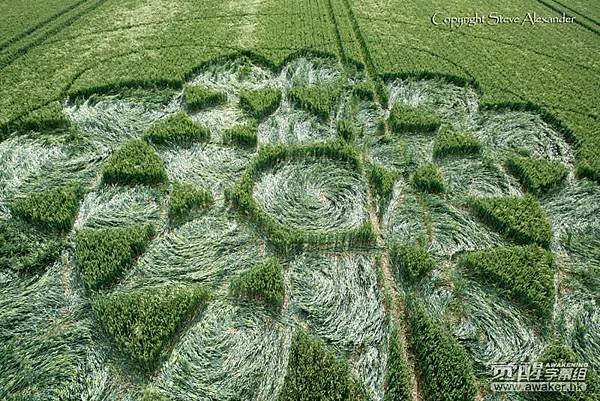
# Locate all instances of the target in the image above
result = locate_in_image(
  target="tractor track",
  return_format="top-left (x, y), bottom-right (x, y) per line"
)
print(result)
top-left (0, 0), bottom-right (110, 71)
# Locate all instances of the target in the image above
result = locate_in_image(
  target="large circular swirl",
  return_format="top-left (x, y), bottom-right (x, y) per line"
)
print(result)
top-left (252, 158), bottom-right (369, 233)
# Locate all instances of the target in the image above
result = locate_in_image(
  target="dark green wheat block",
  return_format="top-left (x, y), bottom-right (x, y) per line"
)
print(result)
top-left (239, 88), bottom-right (281, 120)
top-left (144, 112), bottom-right (210, 146)
top-left (102, 139), bottom-right (168, 186)
top-left (184, 84), bottom-right (227, 111)
top-left (389, 103), bottom-right (441, 133)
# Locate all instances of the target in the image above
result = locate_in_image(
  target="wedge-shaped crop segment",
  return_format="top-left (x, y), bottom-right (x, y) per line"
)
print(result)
top-left (279, 329), bottom-right (367, 401)
top-left (337, 119), bottom-right (356, 142)
top-left (75, 225), bottom-right (154, 291)
top-left (459, 245), bottom-right (554, 319)
top-left (102, 139), bottom-right (168, 186)
top-left (577, 143), bottom-right (600, 183)
top-left (540, 341), bottom-right (580, 366)
top-left (4, 101), bottom-right (70, 136)
top-left (384, 324), bottom-right (413, 401)
top-left (184, 85), bottom-right (227, 112)
top-left (413, 162), bottom-right (445, 193)
top-left (507, 155), bottom-right (568, 195)
top-left (433, 126), bottom-right (481, 157)
top-left (144, 112), bottom-right (210, 146)
top-left (470, 194), bottom-right (552, 247)
top-left (352, 80), bottom-right (376, 101)
top-left (93, 285), bottom-right (210, 372)
top-left (389, 103), bottom-right (441, 133)
top-left (169, 182), bottom-right (213, 225)
top-left (239, 88), bottom-right (281, 121)
top-left (390, 243), bottom-right (435, 285)
top-left (368, 164), bottom-right (398, 206)
top-left (289, 85), bottom-right (341, 121)
top-left (11, 183), bottom-right (83, 232)
top-left (407, 297), bottom-right (477, 401)
top-left (0, 220), bottom-right (64, 273)
top-left (223, 121), bottom-right (258, 149)
top-left (230, 258), bottom-right (284, 311)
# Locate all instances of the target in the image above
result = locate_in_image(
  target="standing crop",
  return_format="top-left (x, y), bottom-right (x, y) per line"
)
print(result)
top-left (469, 194), bottom-right (552, 247)
top-left (406, 297), bottom-right (477, 401)
top-left (412, 163), bottom-right (445, 193)
top-left (230, 258), bottom-right (285, 311)
top-left (390, 242), bottom-right (435, 285)
top-left (352, 81), bottom-right (376, 101)
top-left (168, 182), bottom-right (213, 225)
top-left (239, 88), bottom-right (282, 121)
top-left (368, 164), bottom-right (398, 208)
top-left (506, 155), bottom-right (568, 195)
top-left (184, 85), bottom-right (227, 112)
top-left (0, 220), bottom-right (64, 273)
top-left (384, 324), bottom-right (413, 401)
top-left (533, 341), bottom-right (598, 401)
top-left (92, 285), bottom-right (210, 373)
top-left (278, 329), bottom-right (366, 401)
top-left (11, 183), bottom-right (83, 232)
top-left (289, 85), bottom-right (342, 121)
top-left (1, 101), bottom-right (70, 138)
top-left (433, 126), bottom-right (481, 158)
top-left (102, 140), bottom-right (168, 186)
top-left (388, 103), bottom-right (441, 133)
top-left (459, 245), bottom-right (555, 320)
top-left (223, 121), bottom-right (258, 149)
top-left (337, 119), bottom-right (357, 142)
top-left (144, 112), bottom-right (210, 146)
top-left (75, 224), bottom-right (155, 291)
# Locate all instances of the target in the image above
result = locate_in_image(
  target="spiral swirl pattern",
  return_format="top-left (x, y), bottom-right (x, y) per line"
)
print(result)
top-left (253, 158), bottom-right (369, 233)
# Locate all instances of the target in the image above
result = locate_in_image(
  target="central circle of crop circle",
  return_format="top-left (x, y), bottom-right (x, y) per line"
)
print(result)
top-left (252, 158), bottom-right (369, 233)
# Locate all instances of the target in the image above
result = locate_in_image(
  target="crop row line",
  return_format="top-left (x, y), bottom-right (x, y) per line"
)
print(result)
top-left (337, 0), bottom-right (388, 106)
top-left (0, 0), bottom-right (91, 52)
top-left (364, 167), bottom-right (424, 401)
top-left (325, 0), bottom-right (349, 65)
top-left (0, 0), bottom-right (110, 71)
top-left (41, 12), bottom-right (302, 48)
top-left (334, 1), bottom-right (425, 396)
top-left (534, 0), bottom-right (599, 35)
top-left (335, 1), bottom-right (426, 397)
top-left (547, 0), bottom-right (600, 26)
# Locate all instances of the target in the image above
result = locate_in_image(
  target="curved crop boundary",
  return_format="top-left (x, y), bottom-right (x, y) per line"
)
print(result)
top-left (0, 48), bottom-right (341, 139)
top-left (381, 70), bottom-right (599, 183)
top-left (225, 141), bottom-right (376, 253)
top-left (479, 100), bottom-right (598, 182)
top-left (381, 71), bottom-right (480, 94)
top-left (1, 48), bottom-right (597, 183)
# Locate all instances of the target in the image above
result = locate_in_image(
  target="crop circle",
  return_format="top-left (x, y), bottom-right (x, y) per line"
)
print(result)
top-left (252, 157), bottom-right (369, 233)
